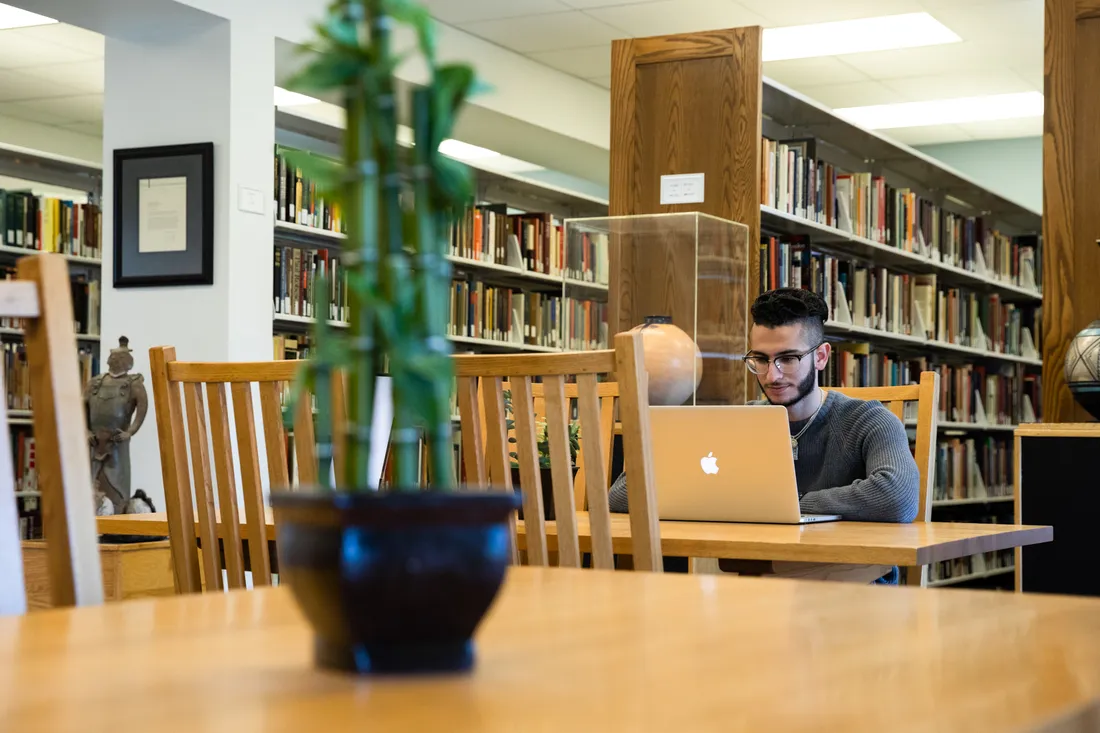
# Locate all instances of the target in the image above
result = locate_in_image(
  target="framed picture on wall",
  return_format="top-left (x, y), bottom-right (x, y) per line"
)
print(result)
top-left (113, 142), bottom-right (214, 287)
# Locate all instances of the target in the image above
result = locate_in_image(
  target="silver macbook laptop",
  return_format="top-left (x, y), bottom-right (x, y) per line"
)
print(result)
top-left (649, 405), bottom-right (840, 525)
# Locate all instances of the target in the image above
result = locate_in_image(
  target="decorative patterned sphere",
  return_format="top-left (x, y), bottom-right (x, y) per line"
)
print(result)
top-left (630, 316), bottom-right (703, 406)
top-left (1065, 319), bottom-right (1100, 420)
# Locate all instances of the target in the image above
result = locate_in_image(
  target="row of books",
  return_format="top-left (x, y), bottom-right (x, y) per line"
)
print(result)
top-left (934, 436), bottom-right (1014, 502)
top-left (449, 205), bottom-right (610, 285)
top-left (274, 146), bottom-right (344, 234)
top-left (760, 237), bottom-right (1041, 357)
top-left (759, 137), bottom-right (1041, 290)
top-left (273, 332), bottom-right (313, 361)
top-left (0, 268), bottom-right (100, 336)
top-left (929, 549), bottom-right (1014, 585)
top-left (2, 344), bottom-right (99, 411)
top-left (449, 280), bottom-right (565, 350)
top-left (0, 190), bottom-right (102, 259)
top-left (273, 245), bottom-right (350, 323)
top-left (824, 347), bottom-right (1040, 425)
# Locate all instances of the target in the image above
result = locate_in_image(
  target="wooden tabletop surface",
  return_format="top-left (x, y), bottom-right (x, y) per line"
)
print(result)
top-left (98, 510), bottom-right (1052, 566)
top-left (3, 566), bottom-right (1099, 732)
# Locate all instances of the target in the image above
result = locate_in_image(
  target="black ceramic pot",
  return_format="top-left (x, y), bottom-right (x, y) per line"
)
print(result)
top-left (270, 489), bottom-right (521, 675)
top-left (510, 466), bottom-right (579, 521)
top-left (1069, 382), bottom-right (1100, 420)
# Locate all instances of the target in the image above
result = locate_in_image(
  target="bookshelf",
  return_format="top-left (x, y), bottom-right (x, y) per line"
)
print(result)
top-left (609, 26), bottom-right (1041, 590)
top-left (0, 145), bottom-right (103, 541)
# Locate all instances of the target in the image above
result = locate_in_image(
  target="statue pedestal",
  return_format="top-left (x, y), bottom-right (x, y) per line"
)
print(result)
top-left (21, 539), bottom-right (175, 609)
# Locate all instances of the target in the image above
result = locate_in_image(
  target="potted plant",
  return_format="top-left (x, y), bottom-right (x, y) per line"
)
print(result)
top-left (269, 0), bottom-right (520, 676)
top-left (503, 390), bottom-right (580, 521)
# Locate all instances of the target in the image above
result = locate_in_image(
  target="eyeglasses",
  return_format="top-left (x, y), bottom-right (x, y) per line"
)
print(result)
top-left (742, 343), bottom-right (823, 375)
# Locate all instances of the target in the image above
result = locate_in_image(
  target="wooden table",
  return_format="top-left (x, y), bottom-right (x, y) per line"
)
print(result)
top-left (3, 566), bottom-right (1100, 731)
top-left (98, 511), bottom-right (1052, 566)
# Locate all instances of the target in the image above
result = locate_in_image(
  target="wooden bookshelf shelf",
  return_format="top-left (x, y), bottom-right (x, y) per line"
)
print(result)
top-left (450, 334), bottom-right (560, 353)
top-left (273, 314), bottom-right (348, 329)
top-left (932, 496), bottom-right (1014, 508)
top-left (274, 221), bottom-right (346, 242)
top-left (0, 245), bottom-right (103, 267)
top-left (761, 207), bottom-right (1041, 304)
top-left (0, 326), bottom-right (99, 342)
top-left (824, 320), bottom-right (1042, 366)
top-left (903, 421), bottom-right (1020, 433)
top-left (928, 565), bottom-right (1015, 588)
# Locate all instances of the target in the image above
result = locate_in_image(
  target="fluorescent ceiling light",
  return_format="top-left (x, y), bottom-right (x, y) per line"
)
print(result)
top-left (762, 13), bottom-right (960, 62)
top-left (438, 139), bottom-right (499, 161)
top-left (834, 92), bottom-right (1044, 130)
top-left (273, 86), bottom-right (320, 107)
top-left (0, 3), bottom-right (56, 29)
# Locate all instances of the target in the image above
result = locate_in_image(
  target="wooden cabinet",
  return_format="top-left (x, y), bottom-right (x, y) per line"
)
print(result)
top-left (22, 540), bottom-right (175, 610)
top-left (1016, 424), bottom-right (1100, 596)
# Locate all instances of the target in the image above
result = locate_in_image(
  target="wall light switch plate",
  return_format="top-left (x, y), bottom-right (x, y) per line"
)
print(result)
top-left (660, 173), bottom-right (705, 205)
top-left (238, 186), bottom-right (265, 216)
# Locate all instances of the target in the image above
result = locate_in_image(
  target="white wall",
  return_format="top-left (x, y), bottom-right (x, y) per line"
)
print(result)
top-left (916, 136), bottom-right (1042, 215)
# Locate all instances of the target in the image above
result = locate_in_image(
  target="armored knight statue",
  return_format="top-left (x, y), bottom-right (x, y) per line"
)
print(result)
top-left (86, 337), bottom-right (148, 514)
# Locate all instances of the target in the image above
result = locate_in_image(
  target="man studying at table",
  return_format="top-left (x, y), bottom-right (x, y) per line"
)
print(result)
top-left (608, 288), bottom-right (919, 579)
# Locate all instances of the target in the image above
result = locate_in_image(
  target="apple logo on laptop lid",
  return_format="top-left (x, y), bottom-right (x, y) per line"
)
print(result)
top-left (700, 452), bottom-right (719, 475)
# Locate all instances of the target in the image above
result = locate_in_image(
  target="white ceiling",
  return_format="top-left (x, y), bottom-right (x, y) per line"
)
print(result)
top-left (423, 0), bottom-right (1044, 145)
top-left (0, 0), bottom-right (1042, 150)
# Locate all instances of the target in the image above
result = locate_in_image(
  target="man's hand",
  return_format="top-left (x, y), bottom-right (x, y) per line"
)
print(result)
top-left (110, 429), bottom-right (131, 443)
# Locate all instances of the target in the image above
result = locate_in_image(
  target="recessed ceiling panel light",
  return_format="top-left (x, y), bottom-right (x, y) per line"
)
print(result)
top-left (273, 86), bottom-right (320, 107)
top-left (0, 3), bottom-right (56, 30)
top-left (438, 139), bottom-right (500, 161)
top-left (834, 92), bottom-right (1044, 130)
top-left (762, 12), bottom-right (960, 62)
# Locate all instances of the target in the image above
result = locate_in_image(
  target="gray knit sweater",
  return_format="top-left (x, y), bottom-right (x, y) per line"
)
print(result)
top-left (608, 391), bottom-right (920, 522)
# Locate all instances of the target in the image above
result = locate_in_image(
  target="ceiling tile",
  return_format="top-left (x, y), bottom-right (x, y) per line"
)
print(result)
top-left (798, 80), bottom-right (900, 109)
top-left (922, 0), bottom-right (1040, 43)
top-left (837, 40), bottom-right (1015, 79)
top-left (1013, 65), bottom-right (1042, 90)
top-left (528, 45), bottom-right (610, 79)
top-left (764, 57), bottom-right (869, 88)
top-left (883, 69), bottom-right (1033, 102)
top-left (883, 125), bottom-right (973, 146)
top-left (12, 24), bottom-right (104, 56)
top-left (738, 0), bottom-right (925, 26)
top-left (584, 0), bottom-right (770, 37)
top-left (420, 0), bottom-right (569, 24)
top-left (0, 69), bottom-right (85, 102)
top-left (588, 75), bottom-right (611, 88)
top-left (0, 30), bottom-right (97, 69)
top-left (955, 116), bottom-right (1042, 139)
top-left (60, 120), bottom-right (103, 136)
top-left (4, 94), bottom-right (102, 125)
top-left (24, 59), bottom-right (104, 92)
top-left (459, 11), bottom-right (624, 54)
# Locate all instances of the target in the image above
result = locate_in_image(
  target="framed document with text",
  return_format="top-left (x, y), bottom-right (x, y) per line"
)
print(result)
top-left (112, 142), bottom-right (213, 287)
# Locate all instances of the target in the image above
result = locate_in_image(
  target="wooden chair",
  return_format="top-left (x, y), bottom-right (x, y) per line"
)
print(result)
top-left (482, 380), bottom-right (619, 512)
top-left (823, 370), bottom-right (941, 586)
top-left (0, 255), bottom-right (103, 615)
top-left (148, 349), bottom-right (345, 593)
top-left (455, 331), bottom-right (662, 571)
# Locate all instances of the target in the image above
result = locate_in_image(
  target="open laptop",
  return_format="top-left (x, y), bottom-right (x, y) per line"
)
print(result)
top-left (649, 405), bottom-right (840, 525)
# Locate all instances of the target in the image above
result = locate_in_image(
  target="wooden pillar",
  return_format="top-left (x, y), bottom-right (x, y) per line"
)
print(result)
top-left (1043, 0), bottom-right (1100, 422)
top-left (609, 27), bottom-right (763, 404)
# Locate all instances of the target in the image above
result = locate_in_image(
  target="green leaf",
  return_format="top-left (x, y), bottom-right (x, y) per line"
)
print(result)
top-left (288, 51), bottom-right (365, 93)
top-left (383, 0), bottom-right (436, 62)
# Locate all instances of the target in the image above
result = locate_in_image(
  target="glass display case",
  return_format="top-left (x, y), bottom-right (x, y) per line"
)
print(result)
top-left (562, 212), bottom-right (751, 405)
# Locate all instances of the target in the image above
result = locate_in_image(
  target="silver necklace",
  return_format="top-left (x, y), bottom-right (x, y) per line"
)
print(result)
top-left (790, 390), bottom-right (826, 461)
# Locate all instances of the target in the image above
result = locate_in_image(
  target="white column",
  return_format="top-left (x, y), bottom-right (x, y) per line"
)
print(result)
top-left (102, 19), bottom-right (275, 508)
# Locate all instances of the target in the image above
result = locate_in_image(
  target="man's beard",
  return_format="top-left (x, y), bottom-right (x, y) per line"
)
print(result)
top-left (762, 367), bottom-right (818, 409)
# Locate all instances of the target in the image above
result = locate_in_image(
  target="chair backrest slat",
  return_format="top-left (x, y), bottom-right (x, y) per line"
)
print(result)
top-left (258, 382), bottom-right (290, 493)
top-left (457, 376), bottom-right (486, 488)
top-left (576, 374), bottom-right (614, 569)
top-left (294, 396), bottom-right (318, 488)
top-left (229, 383), bottom-right (272, 586)
top-left (150, 346), bottom-right (202, 594)
top-left (822, 371), bottom-right (941, 586)
top-left (331, 371), bottom-right (348, 485)
top-left (541, 376), bottom-right (581, 568)
top-left (204, 382), bottom-right (246, 589)
top-left (0, 257), bottom-right (104, 614)
top-left (613, 331), bottom-right (662, 572)
top-left (182, 382), bottom-right (222, 592)
top-left (509, 376), bottom-right (548, 567)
